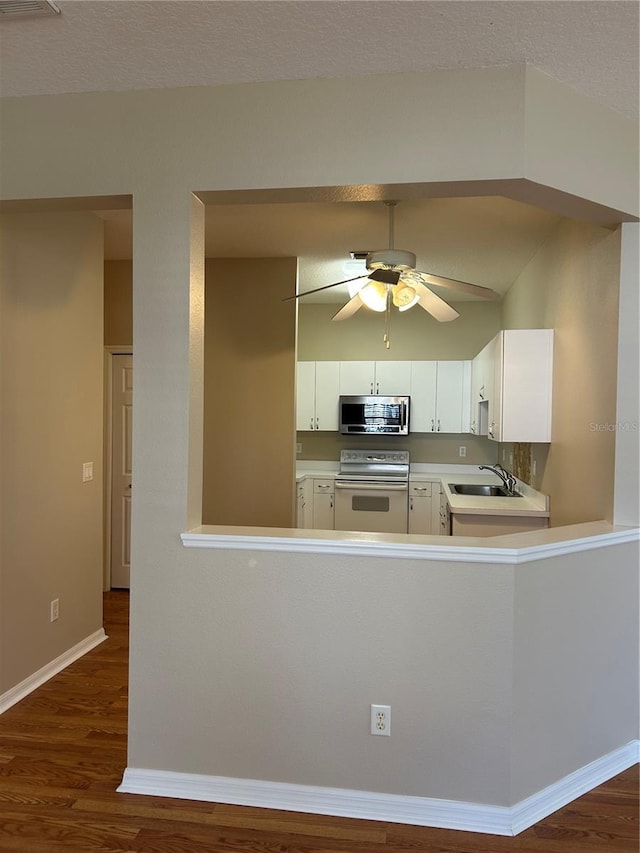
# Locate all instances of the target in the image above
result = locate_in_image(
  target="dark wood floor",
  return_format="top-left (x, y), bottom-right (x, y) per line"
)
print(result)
top-left (0, 590), bottom-right (637, 852)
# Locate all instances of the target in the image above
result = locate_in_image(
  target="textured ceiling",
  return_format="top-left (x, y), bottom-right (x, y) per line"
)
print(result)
top-left (5, 1), bottom-right (635, 306)
top-left (0, 1), bottom-right (638, 120)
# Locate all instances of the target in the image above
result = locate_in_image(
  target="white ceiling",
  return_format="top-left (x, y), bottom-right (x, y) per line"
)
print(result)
top-left (4, 1), bottom-right (636, 306)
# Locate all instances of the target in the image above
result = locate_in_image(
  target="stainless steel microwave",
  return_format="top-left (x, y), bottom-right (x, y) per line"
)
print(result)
top-left (339, 395), bottom-right (410, 435)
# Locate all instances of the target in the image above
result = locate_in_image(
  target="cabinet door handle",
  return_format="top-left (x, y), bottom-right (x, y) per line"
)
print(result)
top-left (410, 498), bottom-right (414, 510)
top-left (330, 497), bottom-right (333, 509)
top-left (437, 419), bottom-right (441, 432)
top-left (316, 417), bottom-right (319, 429)
top-left (431, 419), bottom-right (435, 431)
top-left (317, 484), bottom-right (330, 490)
top-left (309, 417), bottom-right (314, 429)
top-left (376, 382), bottom-right (379, 394)
top-left (370, 382), bottom-right (374, 394)
top-left (413, 486), bottom-right (428, 492)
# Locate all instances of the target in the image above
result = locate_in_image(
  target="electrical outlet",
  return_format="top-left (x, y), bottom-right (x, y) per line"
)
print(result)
top-left (50, 598), bottom-right (59, 622)
top-left (458, 445), bottom-right (467, 457)
top-left (370, 704), bottom-right (391, 736)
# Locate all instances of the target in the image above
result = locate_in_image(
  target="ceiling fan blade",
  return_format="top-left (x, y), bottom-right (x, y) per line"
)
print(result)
top-left (282, 275), bottom-right (371, 302)
top-left (410, 280), bottom-right (460, 322)
top-left (407, 271), bottom-right (500, 301)
top-left (331, 293), bottom-right (363, 321)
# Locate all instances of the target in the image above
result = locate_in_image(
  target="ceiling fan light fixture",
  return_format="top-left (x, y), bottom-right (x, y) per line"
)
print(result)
top-left (346, 274), bottom-right (372, 298)
top-left (392, 282), bottom-right (419, 311)
top-left (359, 280), bottom-right (388, 312)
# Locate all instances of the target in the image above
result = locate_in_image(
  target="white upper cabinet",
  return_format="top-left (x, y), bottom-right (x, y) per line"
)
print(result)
top-left (410, 360), bottom-right (471, 433)
top-left (338, 361), bottom-right (374, 395)
top-left (473, 341), bottom-right (494, 403)
top-left (409, 361), bottom-right (437, 431)
top-left (297, 333), bottom-right (552, 440)
top-left (338, 361), bottom-right (412, 396)
top-left (296, 361), bottom-right (340, 430)
top-left (315, 362), bottom-right (341, 429)
top-left (488, 329), bottom-right (554, 442)
top-left (374, 361), bottom-right (412, 395)
top-left (437, 361), bottom-right (470, 433)
top-left (470, 340), bottom-right (494, 434)
top-left (296, 361), bottom-right (316, 431)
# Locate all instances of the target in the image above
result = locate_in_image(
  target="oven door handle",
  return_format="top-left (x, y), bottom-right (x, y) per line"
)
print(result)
top-left (335, 481), bottom-right (408, 492)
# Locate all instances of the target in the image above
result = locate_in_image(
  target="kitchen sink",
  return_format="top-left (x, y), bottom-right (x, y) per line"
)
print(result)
top-left (448, 483), bottom-right (522, 498)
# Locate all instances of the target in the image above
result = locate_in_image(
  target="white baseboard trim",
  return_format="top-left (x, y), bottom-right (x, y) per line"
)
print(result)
top-left (511, 739), bottom-right (640, 835)
top-left (0, 628), bottom-right (108, 714)
top-left (117, 740), bottom-right (639, 836)
top-left (118, 768), bottom-right (513, 835)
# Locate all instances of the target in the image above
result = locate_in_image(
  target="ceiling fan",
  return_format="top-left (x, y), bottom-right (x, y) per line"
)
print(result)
top-left (285, 201), bottom-right (500, 347)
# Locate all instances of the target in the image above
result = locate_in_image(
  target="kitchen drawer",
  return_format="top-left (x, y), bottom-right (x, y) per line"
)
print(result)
top-left (313, 478), bottom-right (335, 495)
top-left (409, 482), bottom-right (432, 498)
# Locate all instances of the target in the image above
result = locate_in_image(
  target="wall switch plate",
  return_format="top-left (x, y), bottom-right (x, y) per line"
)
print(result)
top-left (370, 704), bottom-right (391, 736)
top-left (82, 462), bottom-right (94, 482)
top-left (458, 445), bottom-right (467, 457)
top-left (532, 460), bottom-right (537, 476)
top-left (50, 598), bottom-right (59, 622)
top-left (296, 443), bottom-right (302, 454)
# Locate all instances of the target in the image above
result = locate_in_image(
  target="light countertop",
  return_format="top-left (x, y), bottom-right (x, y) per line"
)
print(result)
top-left (296, 462), bottom-right (549, 518)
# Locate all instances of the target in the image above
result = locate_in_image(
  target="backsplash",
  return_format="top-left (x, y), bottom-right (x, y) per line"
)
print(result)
top-left (296, 431), bottom-right (498, 465)
top-left (513, 442), bottom-right (532, 483)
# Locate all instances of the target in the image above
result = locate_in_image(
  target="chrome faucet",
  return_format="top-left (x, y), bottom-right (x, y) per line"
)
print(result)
top-left (478, 463), bottom-right (518, 495)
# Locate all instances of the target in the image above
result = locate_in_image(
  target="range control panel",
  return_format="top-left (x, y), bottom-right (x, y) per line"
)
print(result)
top-left (339, 450), bottom-right (410, 465)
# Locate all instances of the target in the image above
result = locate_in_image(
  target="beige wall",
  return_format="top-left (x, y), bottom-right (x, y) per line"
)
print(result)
top-left (0, 212), bottom-right (104, 694)
top-left (202, 258), bottom-right (297, 526)
top-left (298, 301), bottom-right (502, 361)
top-left (502, 219), bottom-right (621, 525)
top-left (105, 257), bottom-right (299, 526)
top-left (1, 67), bottom-right (637, 812)
top-left (511, 543), bottom-right (639, 802)
top-left (298, 431), bottom-right (497, 465)
top-left (104, 260), bottom-right (133, 346)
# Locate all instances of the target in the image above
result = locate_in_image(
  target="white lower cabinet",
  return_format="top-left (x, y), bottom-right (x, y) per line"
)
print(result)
top-left (312, 478), bottom-right (335, 530)
top-left (439, 489), bottom-right (451, 535)
top-left (408, 481), bottom-right (434, 534)
top-left (296, 479), bottom-right (313, 529)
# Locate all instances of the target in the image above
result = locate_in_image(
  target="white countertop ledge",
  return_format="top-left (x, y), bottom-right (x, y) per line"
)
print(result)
top-left (181, 522), bottom-right (639, 565)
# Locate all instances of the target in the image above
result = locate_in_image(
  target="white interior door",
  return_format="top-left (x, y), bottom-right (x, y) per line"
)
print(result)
top-left (110, 354), bottom-right (133, 588)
